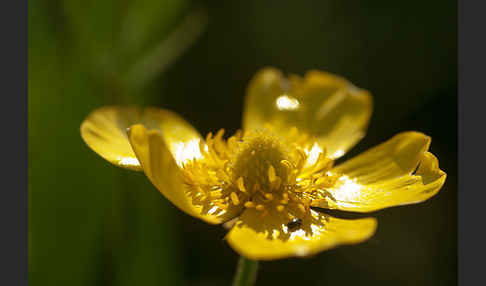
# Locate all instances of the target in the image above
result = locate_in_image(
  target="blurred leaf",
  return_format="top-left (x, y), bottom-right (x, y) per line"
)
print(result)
top-left (123, 6), bottom-right (208, 92)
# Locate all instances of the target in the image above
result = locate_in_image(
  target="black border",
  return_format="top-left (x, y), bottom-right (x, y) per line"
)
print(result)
top-left (458, 1), bottom-right (486, 285)
top-left (1, 0), bottom-right (28, 285)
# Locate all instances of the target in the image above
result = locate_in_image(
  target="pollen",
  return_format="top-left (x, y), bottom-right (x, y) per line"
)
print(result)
top-left (180, 127), bottom-right (340, 227)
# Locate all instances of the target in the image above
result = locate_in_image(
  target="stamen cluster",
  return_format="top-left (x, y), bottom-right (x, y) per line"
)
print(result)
top-left (181, 127), bottom-right (340, 229)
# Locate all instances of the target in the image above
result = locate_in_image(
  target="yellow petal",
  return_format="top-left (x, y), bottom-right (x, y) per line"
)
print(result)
top-left (318, 132), bottom-right (446, 212)
top-left (80, 106), bottom-right (143, 170)
top-left (80, 106), bottom-right (204, 170)
top-left (128, 124), bottom-right (222, 224)
top-left (226, 208), bottom-right (377, 260)
top-left (243, 67), bottom-right (372, 159)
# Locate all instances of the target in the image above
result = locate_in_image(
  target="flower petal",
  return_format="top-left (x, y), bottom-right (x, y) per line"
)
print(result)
top-left (128, 124), bottom-right (222, 224)
top-left (80, 106), bottom-right (204, 170)
top-left (80, 106), bottom-right (144, 170)
top-left (316, 132), bottom-right (446, 212)
top-left (225, 209), bottom-right (377, 260)
top-left (243, 67), bottom-right (372, 159)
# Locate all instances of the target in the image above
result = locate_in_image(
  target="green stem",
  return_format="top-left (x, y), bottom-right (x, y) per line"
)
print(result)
top-left (232, 256), bottom-right (259, 286)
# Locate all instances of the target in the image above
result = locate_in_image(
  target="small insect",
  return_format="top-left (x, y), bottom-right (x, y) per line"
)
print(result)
top-left (286, 218), bottom-right (302, 231)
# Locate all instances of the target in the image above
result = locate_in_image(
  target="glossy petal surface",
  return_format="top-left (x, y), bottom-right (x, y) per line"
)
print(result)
top-left (243, 67), bottom-right (372, 159)
top-left (226, 208), bottom-right (377, 260)
top-left (128, 124), bottom-right (221, 224)
top-left (315, 132), bottom-right (446, 212)
top-left (80, 106), bottom-right (204, 170)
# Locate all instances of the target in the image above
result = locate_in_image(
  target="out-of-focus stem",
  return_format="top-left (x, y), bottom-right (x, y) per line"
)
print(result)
top-left (232, 256), bottom-right (259, 286)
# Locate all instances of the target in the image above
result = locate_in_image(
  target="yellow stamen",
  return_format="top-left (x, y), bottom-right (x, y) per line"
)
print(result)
top-left (215, 128), bottom-right (225, 140)
top-left (272, 178), bottom-right (281, 190)
top-left (290, 194), bottom-right (300, 202)
top-left (298, 203), bottom-right (306, 213)
top-left (280, 160), bottom-right (293, 175)
top-left (280, 192), bottom-right (289, 204)
top-left (315, 176), bottom-right (330, 185)
top-left (214, 202), bottom-right (227, 210)
top-left (179, 129), bottom-right (338, 220)
top-left (295, 149), bottom-right (307, 170)
top-left (230, 192), bottom-right (240, 205)
top-left (210, 191), bottom-right (222, 198)
top-left (268, 165), bottom-right (277, 183)
top-left (198, 139), bottom-right (207, 155)
top-left (205, 132), bottom-right (213, 143)
top-left (297, 179), bottom-right (311, 189)
top-left (236, 177), bottom-right (247, 193)
top-left (244, 201), bottom-right (255, 208)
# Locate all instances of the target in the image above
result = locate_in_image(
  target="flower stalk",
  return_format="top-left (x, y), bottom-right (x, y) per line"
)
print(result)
top-left (232, 256), bottom-right (259, 286)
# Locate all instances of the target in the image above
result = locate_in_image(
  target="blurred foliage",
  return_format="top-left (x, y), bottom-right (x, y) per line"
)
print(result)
top-left (29, 0), bottom-right (456, 285)
top-left (28, 0), bottom-right (200, 285)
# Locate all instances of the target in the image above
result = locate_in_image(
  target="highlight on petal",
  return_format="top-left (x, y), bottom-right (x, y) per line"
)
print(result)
top-left (127, 124), bottom-right (222, 224)
top-left (80, 106), bottom-right (143, 170)
top-left (314, 132), bottom-right (446, 212)
top-left (225, 208), bottom-right (377, 260)
top-left (80, 106), bottom-right (204, 170)
top-left (243, 67), bottom-right (373, 159)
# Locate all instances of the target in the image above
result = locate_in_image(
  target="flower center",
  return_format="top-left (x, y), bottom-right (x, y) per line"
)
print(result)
top-left (180, 128), bottom-right (339, 223)
top-left (231, 132), bottom-right (289, 195)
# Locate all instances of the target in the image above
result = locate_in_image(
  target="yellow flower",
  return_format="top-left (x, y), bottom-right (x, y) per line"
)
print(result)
top-left (80, 67), bottom-right (446, 260)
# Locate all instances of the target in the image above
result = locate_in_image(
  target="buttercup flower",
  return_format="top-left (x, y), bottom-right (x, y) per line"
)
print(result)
top-left (81, 68), bottom-right (446, 260)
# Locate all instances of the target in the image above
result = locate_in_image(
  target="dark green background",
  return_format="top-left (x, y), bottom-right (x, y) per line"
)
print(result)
top-left (29, 0), bottom-right (457, 285)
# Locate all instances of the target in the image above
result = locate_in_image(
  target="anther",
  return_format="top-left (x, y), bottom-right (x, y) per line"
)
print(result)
top-left (214, 202), bottom-right (227, 210)
top-left (268, 165), bottom-right (277, 183)
top-left (271, 178), bottom-right (281, 190)
top-left (198, 140), bottom-right (207, 155)
top-left (276, 205), bottom-right (285, 212)
top-left (280, 160), bottom-right (293, 171)
top-left (315, 176), bottom-right (330, 186)
top-left (205, 132), bottom-right (213, 142)
top-left (298, 203), bottom-right (306, 213)
top-left (264, 193), bottom-right (274, 200)
top-left (210, 191), bottom-right (222, 198)
top-left (215, 128), bottom-right (225, 140)
top-left (244, 201), bottom-right (255, 208)
top-left (256, 204), bottom-right (265, 211)
top-left (230, 192), bottom-right (240, 205)
top-left (280, 192), bottom-right (289, 204)
top-left (236, 177), bottom-right (247, 193)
